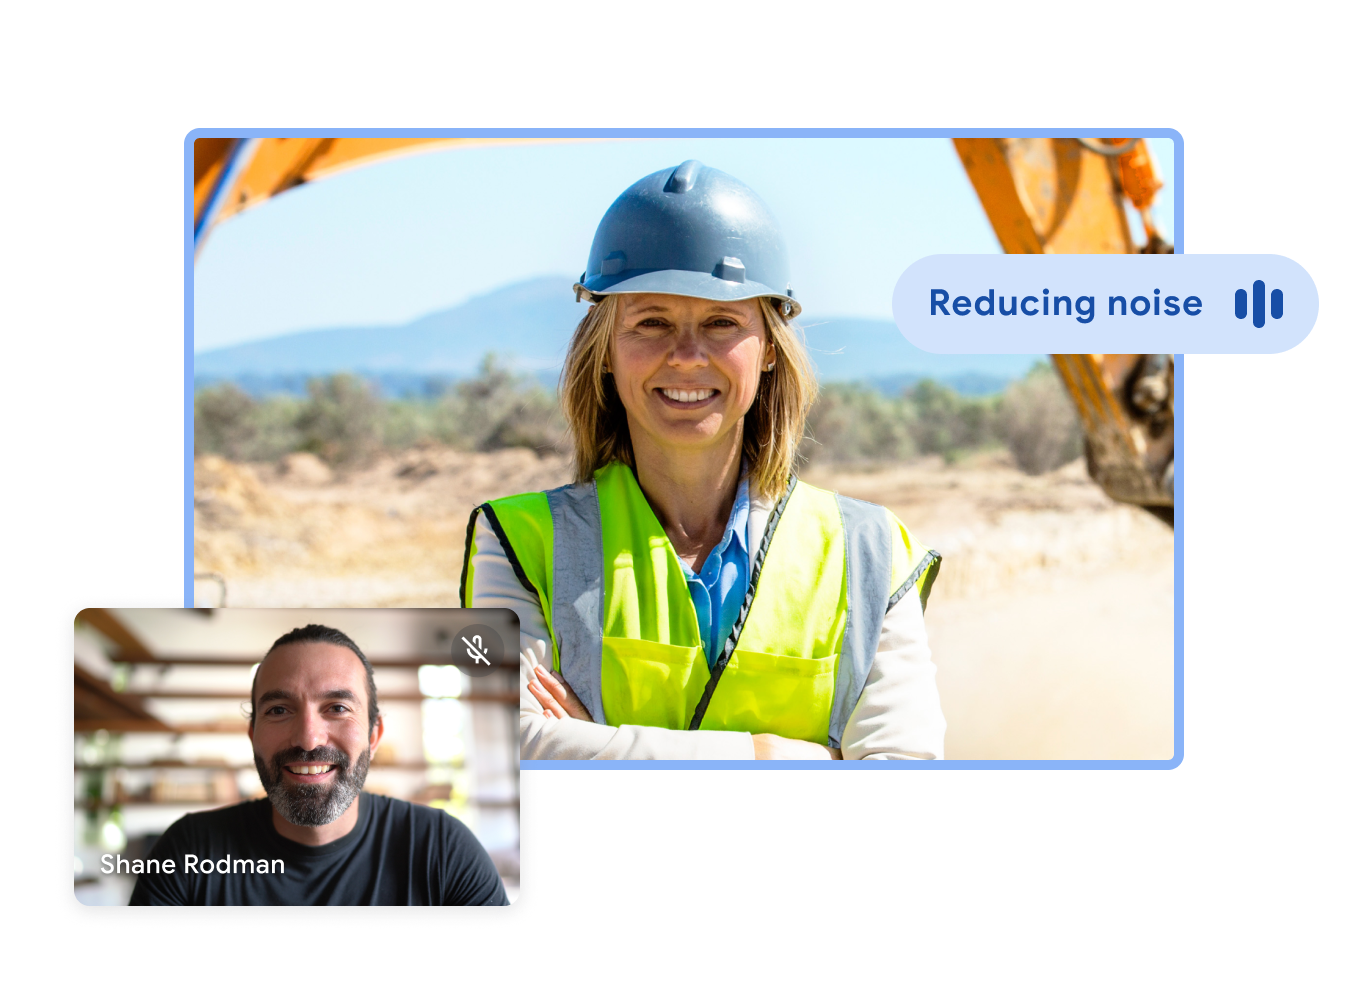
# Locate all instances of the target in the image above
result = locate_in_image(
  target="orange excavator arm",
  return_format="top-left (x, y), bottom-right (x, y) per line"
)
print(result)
top-left (193, 136), bottom-right (576, 255)
top-left (954, 137), bottom-right (1175, 522)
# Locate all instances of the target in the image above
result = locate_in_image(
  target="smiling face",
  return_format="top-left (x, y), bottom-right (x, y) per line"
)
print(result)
top-left (608, 293), bottom-right (775, 461)
top-left (249, 642), bottom-right (382, 829)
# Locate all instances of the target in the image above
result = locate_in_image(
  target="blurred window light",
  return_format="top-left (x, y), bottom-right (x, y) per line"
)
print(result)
top-left (100, 819), bottom-right (127, 853)
top-left (421, 699), bottom-right (469, 764)
top-left (418, 664), bottom-right (468, 699)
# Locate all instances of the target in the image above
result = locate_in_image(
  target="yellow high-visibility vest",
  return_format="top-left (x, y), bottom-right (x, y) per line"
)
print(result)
top-left (462, 462), bottom-right (939, 748)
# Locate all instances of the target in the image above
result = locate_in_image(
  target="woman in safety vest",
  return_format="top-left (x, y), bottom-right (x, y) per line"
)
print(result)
top-left (462, 160), bottom-right (945, 760)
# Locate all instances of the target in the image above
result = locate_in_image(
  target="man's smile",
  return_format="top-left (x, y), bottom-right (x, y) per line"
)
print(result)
top-left (282, 762), bottom-right (340, 782)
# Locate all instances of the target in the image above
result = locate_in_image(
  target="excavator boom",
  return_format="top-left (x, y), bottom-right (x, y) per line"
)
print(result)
top-left (955, 137), bottom-right (1175, 522)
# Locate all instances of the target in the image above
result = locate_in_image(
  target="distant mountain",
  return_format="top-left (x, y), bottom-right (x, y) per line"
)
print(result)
top-left (195, 276), bottom-right (1043, 397)
top-left (194, 275), bottom-right (583, 381)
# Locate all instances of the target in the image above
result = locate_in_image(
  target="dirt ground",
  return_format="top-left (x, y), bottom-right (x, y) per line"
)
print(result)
top-left (194, 445), bottom-right (1175, 760)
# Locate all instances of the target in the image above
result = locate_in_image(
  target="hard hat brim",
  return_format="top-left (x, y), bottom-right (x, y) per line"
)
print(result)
top-left (574, 269), bottom-right (802, 319)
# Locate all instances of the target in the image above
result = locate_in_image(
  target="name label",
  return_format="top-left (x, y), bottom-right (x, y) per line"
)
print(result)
top-left (100, 853), bottom-right (285, 875)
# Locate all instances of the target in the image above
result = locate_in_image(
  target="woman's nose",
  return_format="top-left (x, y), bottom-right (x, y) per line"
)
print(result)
top-left (667, 326), bottom-right (708, 366)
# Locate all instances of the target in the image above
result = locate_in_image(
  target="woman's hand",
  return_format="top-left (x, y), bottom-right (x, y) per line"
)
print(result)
top-left (528, 664), bottom-right (593, 722)
top-left (752, 733), bottom-right (840, 760)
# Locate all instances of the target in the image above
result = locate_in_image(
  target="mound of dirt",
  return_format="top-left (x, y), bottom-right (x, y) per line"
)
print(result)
top-left (276, 452), bottom-right (333, 486)
top-left (195, 455), bottom-right (288, 522)
top-left (194, 446), bottom-right (572, 605)
top-left (803, 452), bottom-right (1173, 600)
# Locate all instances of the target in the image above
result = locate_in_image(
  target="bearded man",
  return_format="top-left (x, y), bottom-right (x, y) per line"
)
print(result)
top-left (129, 624), bottom-right (508, 905)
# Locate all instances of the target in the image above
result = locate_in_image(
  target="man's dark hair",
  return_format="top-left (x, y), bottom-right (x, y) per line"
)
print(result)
top-left (250, 624), bottom-right (380, 733)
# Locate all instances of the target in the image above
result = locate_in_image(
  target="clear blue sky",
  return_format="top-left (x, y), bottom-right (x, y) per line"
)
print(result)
top-left (193, 138), bottom-right (1176, 353)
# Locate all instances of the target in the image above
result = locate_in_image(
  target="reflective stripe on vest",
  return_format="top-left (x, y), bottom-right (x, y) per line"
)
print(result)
top-left (545, 480), bottom-right (606, 726)
top-left (831, 493), bottom-right (891, 747)
top-left (462, 462), bottom-right (940, 748)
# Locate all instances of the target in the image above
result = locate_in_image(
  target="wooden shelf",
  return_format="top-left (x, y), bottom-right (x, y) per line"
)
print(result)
top-left (105, 655), bottom-right (517, 669)
top-left (125, 691), bottom-right (518, 703)
top-left (75, 719), bottom-right (247, 734)
top-left (75, 761), bottom-right (453, 771)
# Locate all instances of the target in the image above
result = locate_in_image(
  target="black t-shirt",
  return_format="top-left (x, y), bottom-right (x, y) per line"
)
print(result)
top-left (129, 793), bottom-right (509, 906)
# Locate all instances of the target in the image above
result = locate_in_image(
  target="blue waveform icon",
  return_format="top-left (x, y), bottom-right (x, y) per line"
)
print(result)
top-left (1235, 280), bottom-right (1283, 329)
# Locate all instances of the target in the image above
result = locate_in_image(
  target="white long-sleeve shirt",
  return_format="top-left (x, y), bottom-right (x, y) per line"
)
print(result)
top-left (467, 490), bottom-right (946, 761)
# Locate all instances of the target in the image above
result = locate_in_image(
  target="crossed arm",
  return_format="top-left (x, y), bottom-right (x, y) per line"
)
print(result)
top-left (471, 510), bottom-right (946, 761)
top-left (525, 657), bottom-right (837, 760)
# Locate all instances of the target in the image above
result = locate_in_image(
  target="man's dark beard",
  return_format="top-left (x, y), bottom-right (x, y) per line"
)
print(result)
top-left (254, 744), bottom-right (370, 827)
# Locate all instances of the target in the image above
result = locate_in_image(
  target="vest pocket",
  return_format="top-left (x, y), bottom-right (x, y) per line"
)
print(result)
top-left (601, 636), bottom-right (709, 731)
top-left (701, 649), bottom-right (838, 745)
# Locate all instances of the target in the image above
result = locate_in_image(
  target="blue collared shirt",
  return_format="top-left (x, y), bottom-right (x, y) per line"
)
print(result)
top-left (678, 474), bottom-right (751, 667)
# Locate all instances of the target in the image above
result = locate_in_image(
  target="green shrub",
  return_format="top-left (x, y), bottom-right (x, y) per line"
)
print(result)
top-left (803, 379), bottom-right (1000, 465)
top-left (802, 383), bottom-right (917, 465)
top-left (194, 383), bottom-right (257, 460)
top-left (194, 358), bottom-right (567, 465)
top-left (195, 383), bottom-right (305, 461)
top-left (380, 398), bottom-right (441, 452)
top-left (435, 356), bottom-right (565, 454)
top-left (996, 361), bottom-right (1083, 474)
top-left (295, 374), bottom-right (384, 466)
top-left (904, 379), bottom-right (998, 460)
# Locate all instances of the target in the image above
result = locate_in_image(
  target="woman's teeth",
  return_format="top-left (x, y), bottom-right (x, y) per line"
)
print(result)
top-left (286, 764), bottom-right (335, 775)
top-left (661, 388), bottom-right (718, 402)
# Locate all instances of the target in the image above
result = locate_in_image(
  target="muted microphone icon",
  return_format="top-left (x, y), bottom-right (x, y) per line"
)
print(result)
top-left (1235, 280), bottom-right (1283, 329)
top-left (452, 623), bottom-right (502, 677)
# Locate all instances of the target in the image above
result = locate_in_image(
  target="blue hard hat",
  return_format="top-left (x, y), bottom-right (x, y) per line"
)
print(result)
top-left (574, 160), bottom-right (800, 318)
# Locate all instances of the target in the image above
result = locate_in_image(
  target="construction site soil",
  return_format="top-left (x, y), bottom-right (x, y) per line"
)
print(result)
top-left (195, 446), bottom-right (1175, 760)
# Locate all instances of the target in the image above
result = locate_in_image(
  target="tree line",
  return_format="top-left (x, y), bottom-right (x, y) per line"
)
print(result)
top-left (195, 357), bottom-right (1081, 475)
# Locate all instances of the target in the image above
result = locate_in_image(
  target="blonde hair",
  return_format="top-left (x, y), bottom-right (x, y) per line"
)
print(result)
top-left (559, 295), bottom-right (818, 501)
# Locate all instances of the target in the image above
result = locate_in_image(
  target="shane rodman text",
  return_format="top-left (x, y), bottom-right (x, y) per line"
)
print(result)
top-left (101, 854), bottom-right (285, 875)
